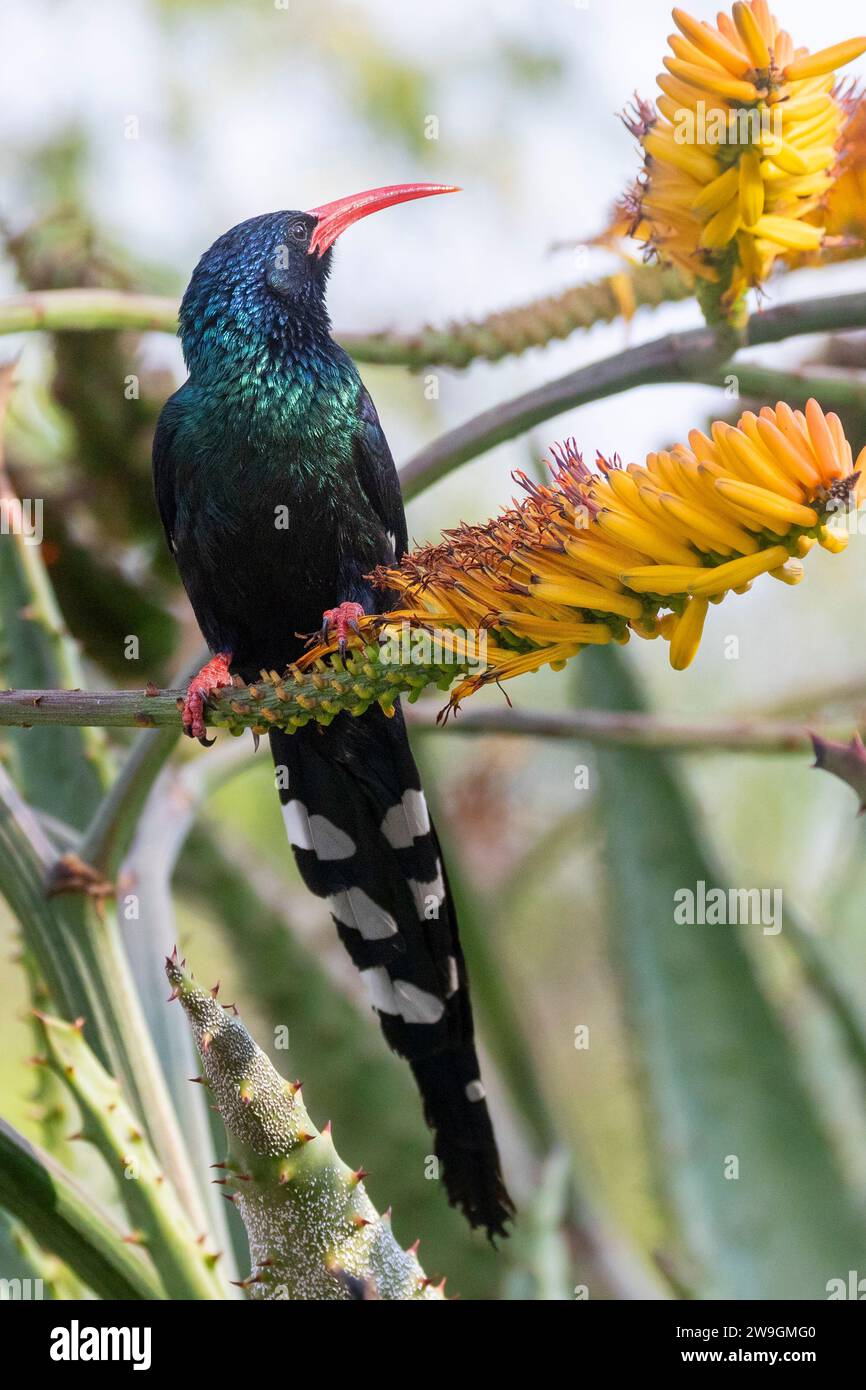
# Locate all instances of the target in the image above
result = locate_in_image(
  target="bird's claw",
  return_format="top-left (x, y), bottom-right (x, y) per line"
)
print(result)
top-left (321, 602), bottom-right (366, 656)
top-left (181, 651), bottom-right (233, 744)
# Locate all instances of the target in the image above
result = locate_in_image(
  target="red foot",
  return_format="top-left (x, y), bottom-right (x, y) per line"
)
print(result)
top-left (182, 651), bottom-right (233, 743)
top-left (321, 601), bottom-right (366, 655)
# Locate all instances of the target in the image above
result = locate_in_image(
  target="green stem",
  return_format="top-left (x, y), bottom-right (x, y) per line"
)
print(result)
top-left (80, 729), bottom-right (180, 878)
top-left (0, 683), bottom-right (848, 752)
top-left (699, 361), bottom-right (866, 412)
top-left (339, 262), bottom-right (693, 368)
top-left (79, 653), bottom-right (204, 877)
top-left (406, 703), bottom-right (823, 752)
top-left (0, 289), bottom-right (178, 335)
top-left (5, 285), bottom-right (863, 497)
top-left (399, 290), bottom-right (866, 497)
top-left (0, 264), bottom-right (692, 368)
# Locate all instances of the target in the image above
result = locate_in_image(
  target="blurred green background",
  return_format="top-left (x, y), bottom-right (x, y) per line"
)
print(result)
top-left (1, 0), bottom-right (866, 1300)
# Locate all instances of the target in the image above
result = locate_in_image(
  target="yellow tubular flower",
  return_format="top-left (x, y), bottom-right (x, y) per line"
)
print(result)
top-left (303, 400), bottom-right (862, 702)
top-left (669, 597), bottom-right (710, 669)
top-left (819, 90), bottom-right (866, 253)
top-left (627, 5), bottom-right (866, 320)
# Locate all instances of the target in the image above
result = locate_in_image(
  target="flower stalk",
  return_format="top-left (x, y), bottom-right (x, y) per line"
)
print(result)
top-left (0, 399), bottom-right (861, 728)
top-left (363, 397), bottom-right (864, 698)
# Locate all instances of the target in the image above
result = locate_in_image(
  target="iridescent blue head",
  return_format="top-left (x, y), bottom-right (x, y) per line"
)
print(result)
top-left (178, 183), bottom-right (459, 384)
top-left (179, 210), bottom-right (333, 382)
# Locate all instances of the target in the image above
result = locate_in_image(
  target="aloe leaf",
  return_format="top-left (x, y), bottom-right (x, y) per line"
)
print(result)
top-left (0, 1118), bottom-right (164, 1300)
top-left (580, 645), bottom-right (866, 1299)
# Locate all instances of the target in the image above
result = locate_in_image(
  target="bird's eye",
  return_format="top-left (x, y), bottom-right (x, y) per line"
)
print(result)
top-left (289, 220), bottom-right (308, 242)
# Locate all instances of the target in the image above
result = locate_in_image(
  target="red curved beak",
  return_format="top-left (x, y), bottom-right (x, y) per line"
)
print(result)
top-left (307, 182), bottom-right (459, 258)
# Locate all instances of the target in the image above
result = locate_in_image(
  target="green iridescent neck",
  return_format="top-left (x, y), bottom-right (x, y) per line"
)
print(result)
top-left (187, 316), bottom-right (361, 439)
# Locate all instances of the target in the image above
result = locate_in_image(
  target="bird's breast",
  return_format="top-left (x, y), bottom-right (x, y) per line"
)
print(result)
top-left (173, 412), bottom-right (385, 670)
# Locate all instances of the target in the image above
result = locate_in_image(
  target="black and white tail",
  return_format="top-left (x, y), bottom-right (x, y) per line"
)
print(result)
top-left (269, 705), bottom-right (513, 1238)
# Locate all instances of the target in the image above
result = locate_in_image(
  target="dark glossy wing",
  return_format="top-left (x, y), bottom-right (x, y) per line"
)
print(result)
top-left (152, 392), bottom-right (182, 557)
top-left (353, 387), bottom-right (408, 562)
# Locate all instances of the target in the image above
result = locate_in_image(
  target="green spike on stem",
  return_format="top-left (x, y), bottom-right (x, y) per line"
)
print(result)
top-left (205, 646), bottom-right (469, 736)
top-left (33, 1012), bottom-right (225, 1300)
top-left (165, 953), bottom-right (445, 1302)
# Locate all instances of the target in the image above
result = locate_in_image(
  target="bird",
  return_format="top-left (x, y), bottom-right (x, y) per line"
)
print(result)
top-left (152, 183), bottom-right (513, 1238)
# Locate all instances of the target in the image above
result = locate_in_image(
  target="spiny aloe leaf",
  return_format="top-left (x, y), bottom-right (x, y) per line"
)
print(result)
top-left (581, 645), bottom-right (866, 1299)
top-left (0, 1118), bottom-right (163, 1301)
top-left (34, 1012), bottom-right (225, 1300)
top-left (166, 952), bottom-right (445, 1301)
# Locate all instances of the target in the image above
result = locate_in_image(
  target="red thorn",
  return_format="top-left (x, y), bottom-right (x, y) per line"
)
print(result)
top-left (167, 988), bottom-right (179, 1003)
top-left (221, 1193), bottom-right (237, 1204)
top-left (407, 1238), bottom-right (420, 1256)
top-left (212, 1178), bottom-right (229, 1186)
top-left (210, 1161), bottom-right (229, 1170)
top-left (321, 1120), bottom-right (332, 1137)
top-left (352, 1214), bottom-right (371, 1229)
top-left (201, 1031), bottom-right (213, 1052)
top-left (210, 981), bottom-right (220, 998)
top-left (349, 1167), bottom-right (369, 1187)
